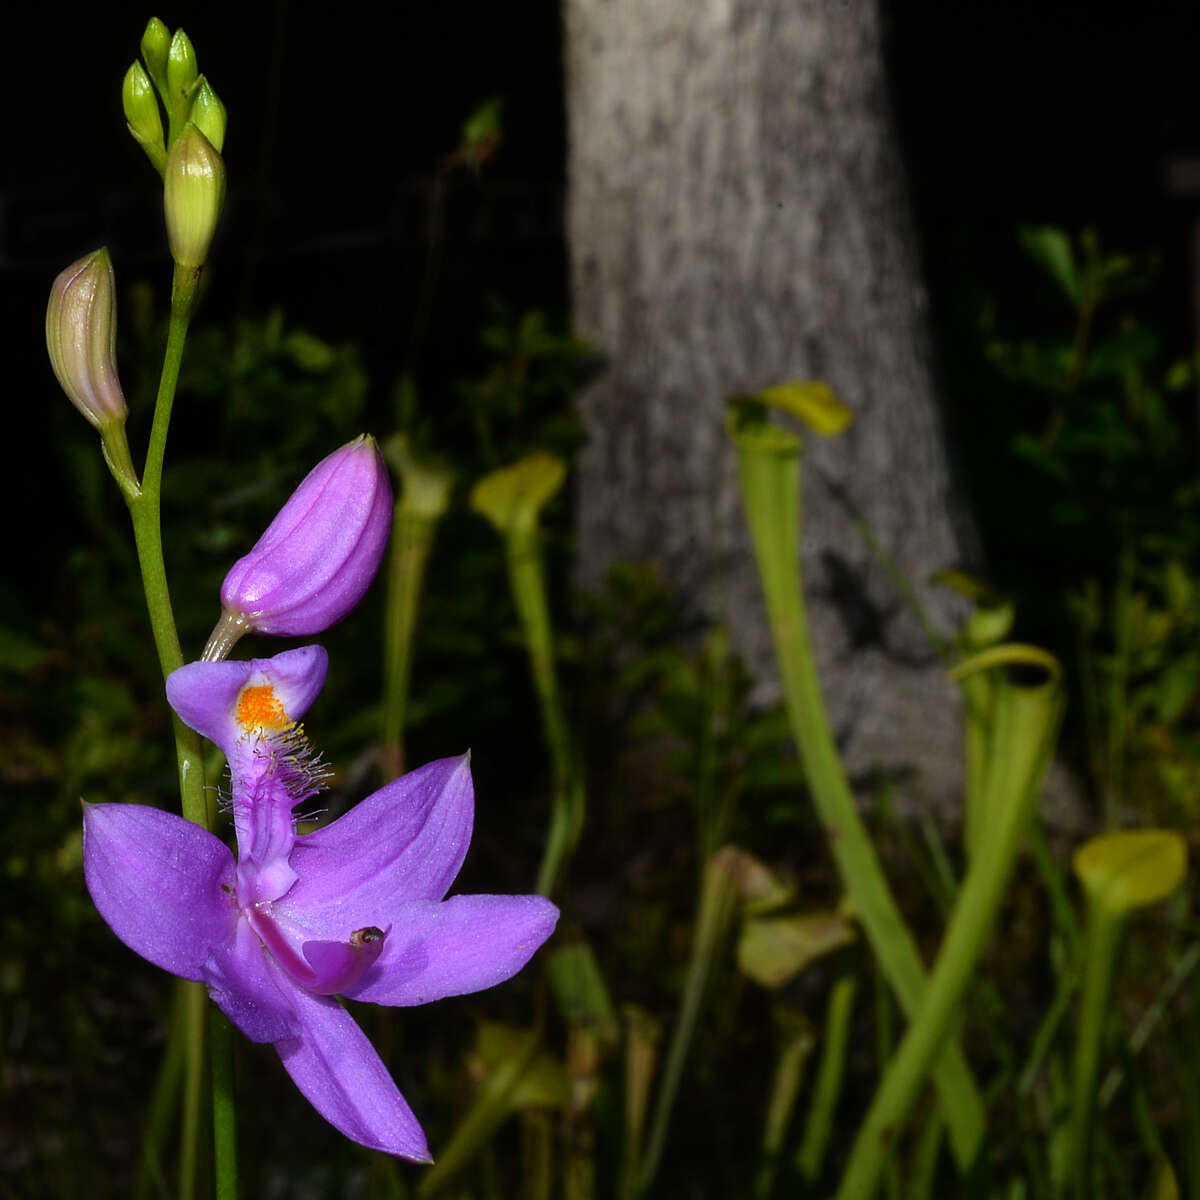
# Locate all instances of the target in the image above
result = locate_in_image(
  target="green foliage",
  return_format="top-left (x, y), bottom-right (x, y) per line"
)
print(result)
top-left (982, 227), bottom-right (1200, 826)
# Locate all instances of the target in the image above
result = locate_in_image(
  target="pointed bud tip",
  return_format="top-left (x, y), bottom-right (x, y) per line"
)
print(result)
top-left (123, 61), bottom-right (165, 160)
top-left (140, 17), bottom-right (171, 78)
top-left (189, 76), bottom-right (227, 154)
top-left (166, 28), bottom-right (199, 101)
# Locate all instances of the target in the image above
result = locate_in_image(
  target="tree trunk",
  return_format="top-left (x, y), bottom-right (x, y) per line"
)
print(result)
top-left (563, 0), bottom-right (980, 813)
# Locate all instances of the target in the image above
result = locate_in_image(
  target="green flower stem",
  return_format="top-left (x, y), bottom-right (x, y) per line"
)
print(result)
top-left (210, 1010), bottom-right (238, 1200)
top-left (637, 853), bottom-right (739, 1196)
top-left (1068, 902), bottom-right (1123, 1200)
top-left (125, 265), bottom-right (206, 823)
top-left (961, 670), bottom-right (992, 860)
top-left (834, 664), bottom-right (1062, 1200)
top-left (135, 981), bottom-right (187, 1200)
top-left (179, 976), bottom-right (207, 1200)
top-left (502, 527), bottom-right (582, 898)
top-left (798, 972), bottom-right (858, 1183)
top-left (123, 262), bottom-right (237, 1199)
top-left (730, 417), bottom-right (985, 1169)
top-left (380, 506), bottom-right (439, 778)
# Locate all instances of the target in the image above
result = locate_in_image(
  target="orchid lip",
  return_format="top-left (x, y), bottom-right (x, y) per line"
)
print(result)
top-left (248, 903), bottom-right (389, 996)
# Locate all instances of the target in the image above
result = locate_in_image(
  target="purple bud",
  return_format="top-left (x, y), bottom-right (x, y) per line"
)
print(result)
top-left (206, 437), bottom-right (392, 657)
top-left (46, 249), bottom-right (127, 430)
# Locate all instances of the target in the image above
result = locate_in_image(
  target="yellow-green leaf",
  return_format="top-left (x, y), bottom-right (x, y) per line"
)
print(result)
top-left (1073, 829), bottom-right (1188, 914)
top-left (737, 910), bottom-right (856, 989)
top-left (469, 451), bottom-right (566, 535)
top-left (757, 381), bottom-right (853, 435)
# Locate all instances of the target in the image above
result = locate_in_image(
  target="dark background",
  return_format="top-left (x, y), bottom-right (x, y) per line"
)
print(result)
top-left (6, 0), bottom-right (1200, 596)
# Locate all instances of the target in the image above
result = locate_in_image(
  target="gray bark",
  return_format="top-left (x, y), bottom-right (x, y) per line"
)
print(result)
top-left (563, 0), bottom-right (981, 813)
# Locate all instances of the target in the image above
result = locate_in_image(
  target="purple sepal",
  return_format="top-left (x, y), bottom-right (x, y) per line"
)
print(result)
top-left (219, 436), bottom-right (393, 637)
top-left (166, 645), bottom-right (328, 759)
top-left (283, 754), bottom-right (473, 930)
top-left (276, 982), bottom-right (432, 1162)
top-left (203, 916), bottom-right (301, 1043)
top-left (345, 895), bottom-right (559, 1007)
top-left (83, 803), bottom-right (236, 981)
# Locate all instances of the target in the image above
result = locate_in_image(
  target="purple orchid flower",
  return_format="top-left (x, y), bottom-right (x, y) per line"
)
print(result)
top-left (83, 645), bottom-right (558, 1161)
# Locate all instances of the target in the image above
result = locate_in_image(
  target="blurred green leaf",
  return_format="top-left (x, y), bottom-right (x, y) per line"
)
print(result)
top-left (737, 909), bottom-right (856, 989)
top-left (1019, 226), bottom-right (1082, 305)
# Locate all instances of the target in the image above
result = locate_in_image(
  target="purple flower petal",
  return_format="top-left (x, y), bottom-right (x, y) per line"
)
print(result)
top-left (344, 894), bottom-right (559, 1007)
top-left (83, 803), bottom-right (236, 980)
top-left (283, 754), bottom-right (473, 930)
top-left (275, 976), bottom-right (431, 1161)
top-left (167, 645), bottom-right (329, 758)
top-left (202, 916), bottom-right (301, 1043)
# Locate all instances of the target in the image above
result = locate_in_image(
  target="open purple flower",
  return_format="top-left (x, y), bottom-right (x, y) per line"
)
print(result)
top-left (83, 645), bottom-right (558, 1160)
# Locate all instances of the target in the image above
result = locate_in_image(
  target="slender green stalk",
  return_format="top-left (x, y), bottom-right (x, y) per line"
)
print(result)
top-left (417, 1029), bottom-right (542, 1197)
top-left (637, 854), bottom-right (739, 1195)
top-left (521, 1109), bottom-right (553, 1200)
top-left (564, 1022), bottom-right (601, 1200)
top-left (210, 1010), bottom-right (238, 1200)
top-left (502, 528), bottom-right (582, 897)
top-left (1027, 819), bottom-right (1082, 951)
top-left (798, 973), bottom-right (858, 1183)
top-left (754, 1013), bottom-right (814, 1200)
top-left (381, 507), bottom-right (439, 778)
top-left (179, 978), bottom-right (207, 1200)
top-left (910, 1112), bottom-right (944, 1200)
top-left (619, 1007), bottom-right (661, 1200)
top-left (1106, 534), bottom-right (1135, 827)
top-left (1068, 904), bottom-right (1123, 1200)
top-left (1099, 940), bottom-right (1200, 1108)
top-left (1016, 965), bottom-right (1079, 1098)
top-left (729, 414), bottom-right (985, 1168)
top-left (125, 266), bottom-right (206, 823)
top-left (961, 670), bottom-right (993, 860)
top-left (135, 981), bottom-right (188, 1200)
top-left (834, 661), bottom-right (1062, 1200)
top-left (122, 263), bottom-right (237, 1199)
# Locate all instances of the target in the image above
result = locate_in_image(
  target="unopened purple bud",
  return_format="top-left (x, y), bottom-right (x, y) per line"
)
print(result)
top-left (205, 437), bottom-right (393, 658)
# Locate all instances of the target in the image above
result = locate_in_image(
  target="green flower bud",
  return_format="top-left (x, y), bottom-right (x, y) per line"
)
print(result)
top-left (140, 17), bottom-right (171, 96)
top-left (189, 77), bottom-right (227, 153)
top-left (164, 123), bottom-right (226, 269)
top-left (46, 249), bottom-right (127, 430)
top-left (123, 61), bottom-right (166, 173)
top-left (166, 28), bottom-right (199, 111)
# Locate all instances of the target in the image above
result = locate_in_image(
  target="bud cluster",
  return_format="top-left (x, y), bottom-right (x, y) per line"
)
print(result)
top-left (122, 17), bottom-right (227, 270)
